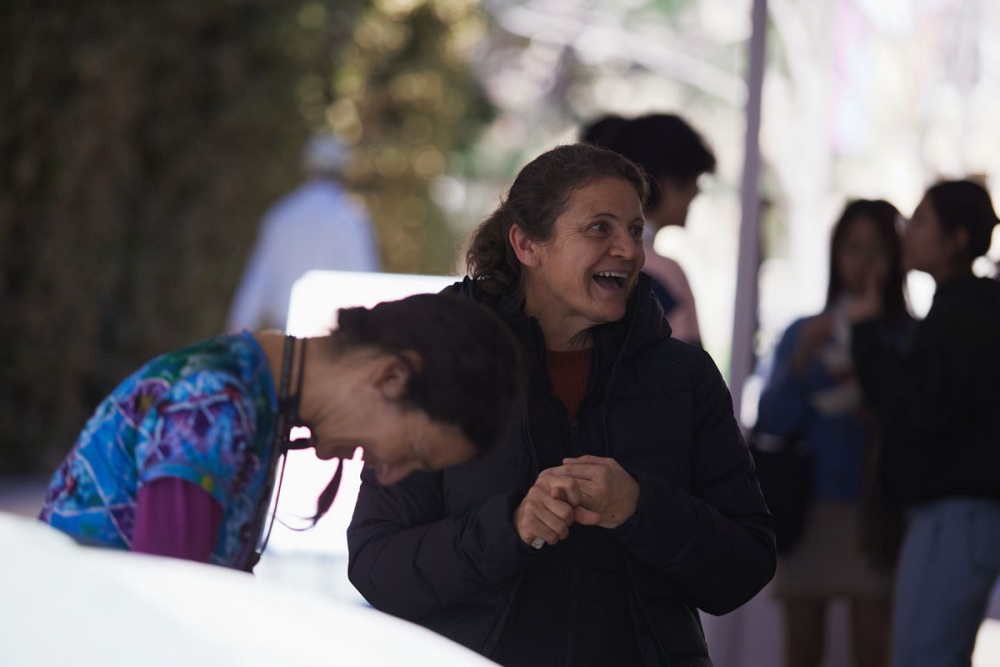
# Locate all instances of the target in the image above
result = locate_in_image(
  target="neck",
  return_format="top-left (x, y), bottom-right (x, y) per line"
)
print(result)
top-left (547, 329), bottom-right (593, 352)
top-left (524, 306), bottom-right (593, 351)
top-left (255, 333), bottom-right (337, 420)
top-left (254, 332), bottom-right (290, 394)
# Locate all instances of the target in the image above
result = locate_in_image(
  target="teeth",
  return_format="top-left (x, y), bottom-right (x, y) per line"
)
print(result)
top-left (595, 271), bottom-right (627, 278)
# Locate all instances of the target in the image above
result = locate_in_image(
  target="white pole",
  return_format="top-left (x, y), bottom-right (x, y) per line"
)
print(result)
top-left (729, 0), bottom-right (767, 431)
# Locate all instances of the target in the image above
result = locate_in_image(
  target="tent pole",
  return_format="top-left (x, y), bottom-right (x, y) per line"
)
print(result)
top-left (729, 0), bottom-right (768, 431)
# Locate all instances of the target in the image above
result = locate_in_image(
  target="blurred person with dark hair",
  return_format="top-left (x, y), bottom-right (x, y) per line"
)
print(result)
top-left (757, 199), bottom-right (913, 667)
top-left (581, 113), bottom-right (716, 345)
top-left (348, 143), bottom-right (774, 666)
top-left (579, 113), bottom-right (628, 148)
top-left (227, 132), bottom-right (381, 332)
top-left (850, 179), bottom-right (1000, 667)
top-left (40, 294), bottom-right (525, 571)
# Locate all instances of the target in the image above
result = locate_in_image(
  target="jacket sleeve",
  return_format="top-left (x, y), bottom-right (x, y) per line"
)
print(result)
top-left (347, 467), bottom-right (538, 621)
top-left (610, 353), bottom-right (776, 616)
top-left (755, 320), bottom-right (810, 436)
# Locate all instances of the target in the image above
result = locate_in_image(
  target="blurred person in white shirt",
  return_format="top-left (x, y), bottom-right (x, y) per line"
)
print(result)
top-left (227, 132), bottom-right (381, 332)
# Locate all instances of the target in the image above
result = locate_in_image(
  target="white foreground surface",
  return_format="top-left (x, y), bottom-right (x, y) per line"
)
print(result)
top-left (0, 512), bottom-right (497, 667)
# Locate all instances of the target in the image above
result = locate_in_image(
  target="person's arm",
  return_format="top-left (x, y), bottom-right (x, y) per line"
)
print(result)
top-left (657, 256), bottom-right (701, 344)
top-left (135, 367), bottom-right (267, 566)
top-left (132, 477), bottom-right (223, 562)
top-left (347, 469), bottom-right (538, 621)
top-left (755, 319), bottom-right (826, 436)
top-left (608, 354), bottom-right (776, 615)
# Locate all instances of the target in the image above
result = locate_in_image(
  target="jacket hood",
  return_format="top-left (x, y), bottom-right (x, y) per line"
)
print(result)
top-left (446, 273), bottom-right (673, 368)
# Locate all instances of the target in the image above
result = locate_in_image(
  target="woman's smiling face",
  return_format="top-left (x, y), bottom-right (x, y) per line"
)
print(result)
top-left (516, 177), bottom-right (646, 342)
top-left (312, 407), bottom-right (476, 486)
top-left (304, 351), bottom-right (478, 486)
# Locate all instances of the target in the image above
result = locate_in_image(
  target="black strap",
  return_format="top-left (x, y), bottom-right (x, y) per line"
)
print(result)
top-left (241, 336), bottom-right (343, 570)
top-left (240, 335), bottom-right (300, 572)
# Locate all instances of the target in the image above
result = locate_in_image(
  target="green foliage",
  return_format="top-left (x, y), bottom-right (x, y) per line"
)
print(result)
top-left (334, 0), bottom-right (496, 274)
top-left (0, 0), bottom-right (495, 473)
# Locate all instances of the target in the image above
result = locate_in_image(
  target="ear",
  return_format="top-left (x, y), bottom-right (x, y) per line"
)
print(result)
top-left (372, 351), bottom-right (421, 401)
top-left (508, 224), bottom-right (542, 268)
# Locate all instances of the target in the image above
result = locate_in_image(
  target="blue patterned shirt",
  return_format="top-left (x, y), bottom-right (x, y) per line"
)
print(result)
top-left (39, 331), bottom-right (278, 567)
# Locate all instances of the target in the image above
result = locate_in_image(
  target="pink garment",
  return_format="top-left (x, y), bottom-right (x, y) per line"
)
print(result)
top-left (132, 477), bottom-right (224, 563)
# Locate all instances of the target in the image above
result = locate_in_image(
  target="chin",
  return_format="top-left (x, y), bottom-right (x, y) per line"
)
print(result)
top-left (594, 306), bottom-right (627, 325)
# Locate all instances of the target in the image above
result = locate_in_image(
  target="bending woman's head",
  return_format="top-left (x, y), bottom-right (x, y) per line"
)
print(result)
top-left (332, 292), bottom-right (525, 456)
top-left (465, 143), bottom-right (649, 300)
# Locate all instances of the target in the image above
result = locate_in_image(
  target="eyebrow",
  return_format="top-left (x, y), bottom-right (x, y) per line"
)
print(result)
top-left (587, 211), bottom-right (645, 225)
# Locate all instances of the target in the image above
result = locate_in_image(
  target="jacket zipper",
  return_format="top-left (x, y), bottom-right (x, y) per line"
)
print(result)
top-left (605, 301), bottom-right (671, 664)
top-left (564, 340), bottom-right (598, 666)
top-left (568, 417), bottom-right (581, 456)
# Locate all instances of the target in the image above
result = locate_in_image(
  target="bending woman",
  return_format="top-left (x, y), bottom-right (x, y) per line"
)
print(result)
top-left (39, 293), bottom-right (525, 570)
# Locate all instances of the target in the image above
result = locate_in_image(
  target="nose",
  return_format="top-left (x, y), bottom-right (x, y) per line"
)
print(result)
top-left (609, 227), bottom-right (641, 260)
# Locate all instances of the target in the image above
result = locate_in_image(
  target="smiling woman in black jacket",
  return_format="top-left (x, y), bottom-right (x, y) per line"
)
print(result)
top-left (347, 143), bottom-right (776, 667)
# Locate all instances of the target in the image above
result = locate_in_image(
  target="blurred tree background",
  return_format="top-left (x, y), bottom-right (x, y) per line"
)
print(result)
top-left (6, 0), bottom-right (997, 476)
top-left (0, 0), bottom-right (494, 474)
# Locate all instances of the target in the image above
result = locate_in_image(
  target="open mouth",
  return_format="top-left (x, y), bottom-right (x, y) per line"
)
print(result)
top-left (593, 270), bottom-right (629, 291)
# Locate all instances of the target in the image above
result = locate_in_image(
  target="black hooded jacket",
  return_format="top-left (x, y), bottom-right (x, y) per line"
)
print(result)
top-left (852, 274), bottom-right (1000, 506)
top-left (347, 275), bottom-right (776, 666)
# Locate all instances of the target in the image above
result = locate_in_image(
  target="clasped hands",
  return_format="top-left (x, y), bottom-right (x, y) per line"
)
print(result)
top-left (513, 455), bottom-right (639, 549)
